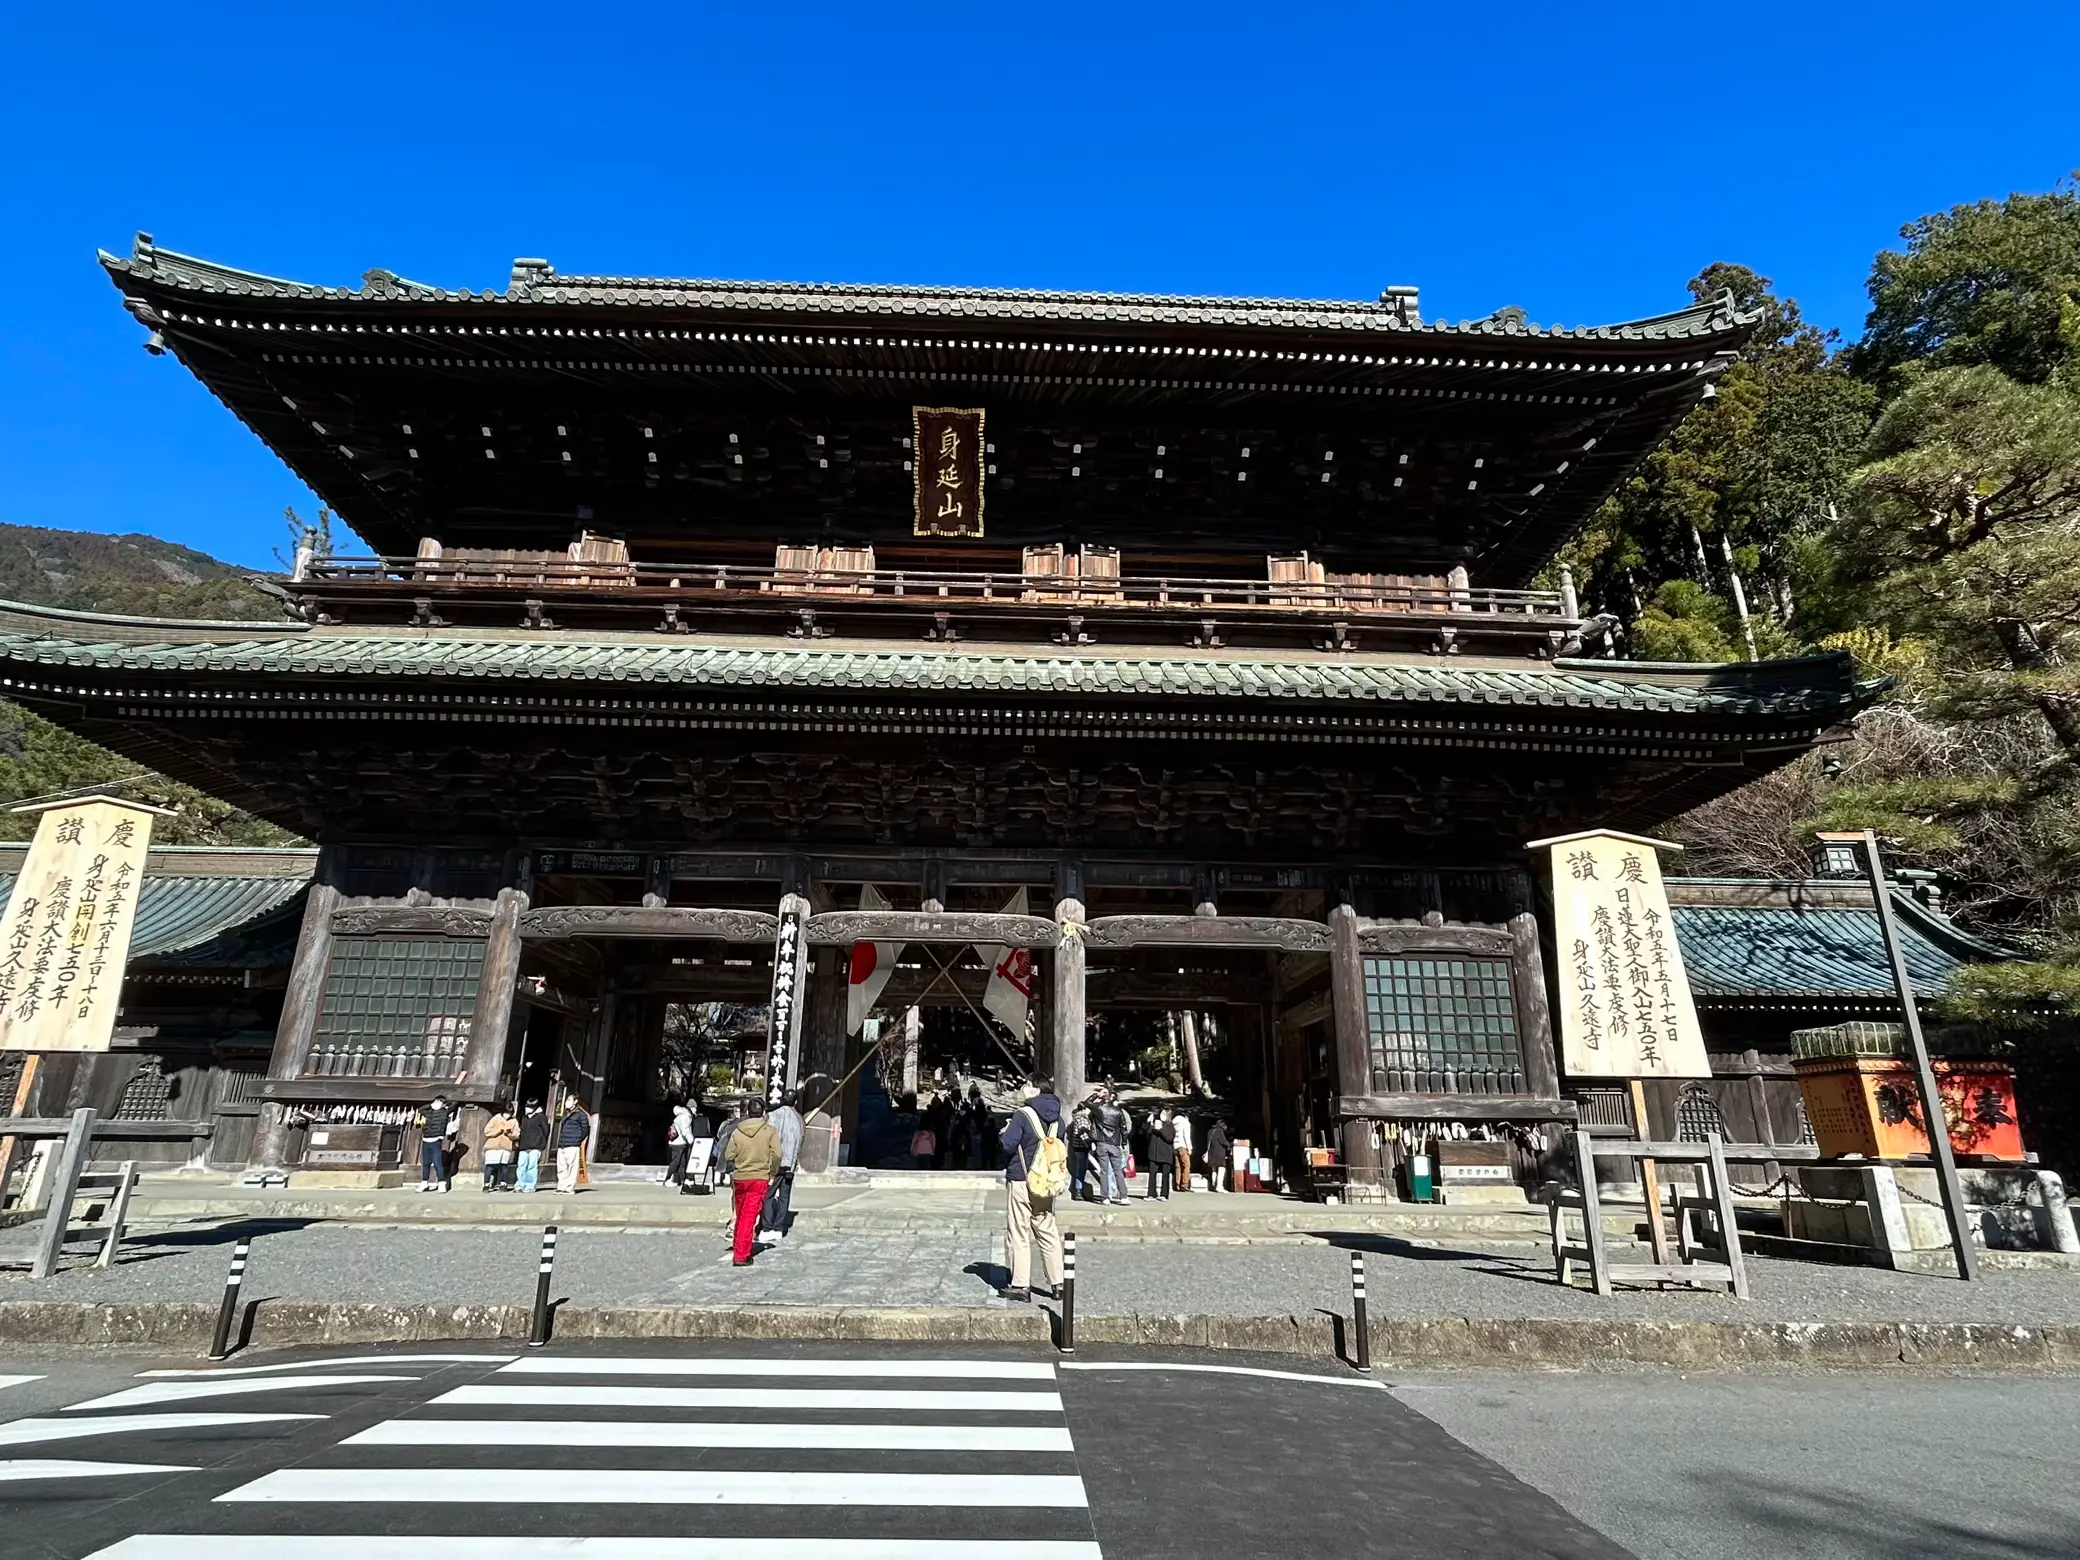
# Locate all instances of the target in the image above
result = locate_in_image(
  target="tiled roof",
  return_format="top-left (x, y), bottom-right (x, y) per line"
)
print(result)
top-left (0, 628), bottom-right (1874, 719)
top-left (0, 872), bottom-right (309, 964)
top-left (1670, 898), bottom-right (2009, 1001)
top-left (102, 239), bottom-right (1758, 344)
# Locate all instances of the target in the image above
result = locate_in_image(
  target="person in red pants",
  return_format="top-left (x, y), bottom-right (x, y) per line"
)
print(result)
top-left (723, 1096), bottom-right (781, 1267)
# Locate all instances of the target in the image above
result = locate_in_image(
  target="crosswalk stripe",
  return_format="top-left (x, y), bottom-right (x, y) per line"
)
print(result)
top-left (0, 1413), bottom-right (321, 1449)
top-left (141, 1355), bottom-right (515, 1378)
top-left (433, 1385), bottom-right (1064, 1413)
top-left (0, 1375), bottom-right (43, 1391)
top-left (347, 1418), bottom-right (1074, 1452)
top-left (219, 1467), bottom-right (1091, 1507)
top-left (64, 1376), bottom-right (415, 1413)
top-left (498, 1357), bottom-right (1055, 1381)
top-left (88, 1540), bottom-right (1103, 1559)
top-left (0, 1459), bottom-right (193, 1481)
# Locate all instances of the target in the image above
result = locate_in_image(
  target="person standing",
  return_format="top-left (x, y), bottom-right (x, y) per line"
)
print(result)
top-left (758, 1089), bottom-right (804, 1247)
top-left (997, 1074), bottom-right (1066, 1303)
top-left (1172, 1110), bottom-right (1194, 1193)
top-left (665, 1097), bottom-right (695, 1189)
top-left (417, 1094), bottom-right (456, 1193)
top-left (723, 1096), bottom-right (781, 1267)
top-left (962, 1084), bottom-right (988, 1170)
top-left (1091, 1088), bottom-right (1130, 1205)
top-left (1144, 1108), bottom-right (1176, 1201)
top-left (1066, 1100), bottom-right (1094, 1202)
top-left (555, 1097), bottom-right (592, 1195)
top-left (515, 1101), bottom-right (549, 1193)
top-left (482, 1102), bottom-right (520, 1192)
top-left (1204, 1117), bottom-right (1231, 1193)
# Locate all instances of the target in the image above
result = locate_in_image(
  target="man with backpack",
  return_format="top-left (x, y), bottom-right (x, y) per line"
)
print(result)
top-left (996, 1073), bottom-right (1067, 1304)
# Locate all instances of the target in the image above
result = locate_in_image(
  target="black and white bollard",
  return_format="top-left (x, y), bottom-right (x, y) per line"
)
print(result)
top-left (1349, 1250), bottom-right (1370, 1374)
top-left (207, 1238), bottom-right (250, 1361)
top-left (528, 1225), bottom-right (558, 1348)
top-left (1058, 1232), bottom-right (1077, 1356)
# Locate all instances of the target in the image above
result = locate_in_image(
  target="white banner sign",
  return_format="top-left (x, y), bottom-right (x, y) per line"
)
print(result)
top-left (0, 798), bottom-right (162, 1054)
top-left (1532, 830), bottom-right (1710, 1080)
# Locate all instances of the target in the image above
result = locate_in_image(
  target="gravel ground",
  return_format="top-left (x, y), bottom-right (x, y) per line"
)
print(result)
top-left (4, 1217), bottom-right (2077, 1322)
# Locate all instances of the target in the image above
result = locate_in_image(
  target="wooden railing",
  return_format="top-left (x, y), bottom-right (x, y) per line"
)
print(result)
top-left (294, 554), bottom-right (1572, 620)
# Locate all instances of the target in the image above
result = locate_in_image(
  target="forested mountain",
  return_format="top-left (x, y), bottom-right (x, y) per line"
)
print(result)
top-left (0, 523), bottom-right (296, 844)
top-left (1562, 177), bottom-right (2080, 1024)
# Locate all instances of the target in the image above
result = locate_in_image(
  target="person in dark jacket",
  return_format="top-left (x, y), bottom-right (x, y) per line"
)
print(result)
top-left (996, 1074), bottom-right (1064, 1303)
top-left (416, 1095), bottom-right (457, 1193)
top-left (1143, 1108), bottom-right (1176, 1201)
top-left (1090, 1089), bottom-right (1129, 1205)
top-left (1203, 1117), bottom-right (1232, 1193)
top-left (515, 1102), bottom-right (549, 1193)
top-left (555, 1098), bottom-right (591, 1195)
top-left (1066, 1102), bottom-right (1095, 1202)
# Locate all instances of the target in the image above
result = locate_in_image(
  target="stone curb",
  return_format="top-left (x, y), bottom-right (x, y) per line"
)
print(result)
top-left (1, 1302), bottom-right (2075, 1369)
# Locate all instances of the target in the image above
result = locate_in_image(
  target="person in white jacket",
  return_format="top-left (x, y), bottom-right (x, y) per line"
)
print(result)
top-left (1172, 1111), bottom-right (1195, 1192)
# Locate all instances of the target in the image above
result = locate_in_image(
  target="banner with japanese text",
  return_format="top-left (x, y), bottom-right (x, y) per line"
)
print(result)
top-left (1535, 830), bottom-right (1710, 1079)
top-left (0, 798), bottom-right (161, 1054)
top-left (912, 406), bottom-right (985, 537)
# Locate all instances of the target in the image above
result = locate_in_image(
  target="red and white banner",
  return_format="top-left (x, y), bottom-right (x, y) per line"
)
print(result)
top-left (846, 883), bottom-right (900, 1037)
top-left (974, 887), bottom-right (1034, 1039)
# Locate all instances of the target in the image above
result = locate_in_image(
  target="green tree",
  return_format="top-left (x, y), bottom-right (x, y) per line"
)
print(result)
top-left (1849, 178), bottom-right (2080, 390)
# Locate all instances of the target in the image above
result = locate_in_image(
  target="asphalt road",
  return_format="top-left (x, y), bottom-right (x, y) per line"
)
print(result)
top-left (0, 1342), bottom-right (2074, 1558)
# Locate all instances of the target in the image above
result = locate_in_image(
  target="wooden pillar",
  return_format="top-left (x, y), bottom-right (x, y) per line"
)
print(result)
top-left (467, 888), bottom-right (528, 1091)
top-left (1327, 903), bottom-right (1382, 1174)
top-left (1507, 910), bottom-right (1561, 1100)
top-left (250, 878), bottom-right (341, 1168)
top-left (900, 1006), bottom-right (921, 1098)
top-left (1052, 895), bottom-right (1088, 1111)
top-left (800, 945), bottom-right (848, 1097)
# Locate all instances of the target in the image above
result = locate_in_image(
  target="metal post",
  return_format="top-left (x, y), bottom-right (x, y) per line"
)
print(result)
top-left (1828, 831), bottom-right (1978, 1281)
top-left (528, 1225), bottom-right (558, 1346)
top-left (1058, 1232), bottom-right (1077, 1356)
top-left (208, 1238), bottom-right (251, 1360)
top-left (1350, 1250), bottom-right (1371, 1374)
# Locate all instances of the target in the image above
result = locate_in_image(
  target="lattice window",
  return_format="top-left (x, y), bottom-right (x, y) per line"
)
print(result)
top-left (116, 1055), bottom-right (173, 1119)
top-left (1362, 955), bottom-right (1524, 1095)
top-left (1675, 1083), bottom-right (1728, 1142)
top-left (308, 937), bottom-right (484, 1078)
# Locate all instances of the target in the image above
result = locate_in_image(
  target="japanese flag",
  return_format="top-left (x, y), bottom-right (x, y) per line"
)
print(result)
top-left (847, 883), bottom-right (900, 1037)
top-left (975, 887), bottom-right (1034, 1038)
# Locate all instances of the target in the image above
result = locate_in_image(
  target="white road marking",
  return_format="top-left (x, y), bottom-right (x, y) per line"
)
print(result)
top-left (89, 1540), bottom-right (1103, 1559)
top-left (0, 1413), bottom-right (320, 1448)
top-left (433, 1384), bottom-right (1064, 1413)
top-left (348, 1418), bottom-right (1074, 1452)
top-left (220, 1467), bottom-right (1091, 1506)
top-left (0, 1375), bottom-right (44, 1391)
top-left (0, 1458), bottom-right (194, 1481)
top-left (63, 1376), bottom-right (415, 1413)
top-left (140, 1354), bottom-right (514, 1378)
top-left (1057, 1360), bottom-right (1389, 1390)
top-left (498, 1356), bottom-right (1054, 1380)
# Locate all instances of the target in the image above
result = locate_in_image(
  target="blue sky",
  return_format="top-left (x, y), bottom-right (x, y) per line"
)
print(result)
top-left (0, 2), bottom-right (2068, 567)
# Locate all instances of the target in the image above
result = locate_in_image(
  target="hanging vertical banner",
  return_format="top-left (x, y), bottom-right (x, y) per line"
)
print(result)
top-left (913, 406), bottom-right (985, 538)
top-left (1526, 829), bottom-right (1710, 1080)
top-left (0, 796), bottom-right (171, 1054)
top-left (766, 900), bottom-right (808, 1103)
top-left (973, 887), bottom-right (1034, 1039)
top-left (846, 883), bottom-right (901, 1037)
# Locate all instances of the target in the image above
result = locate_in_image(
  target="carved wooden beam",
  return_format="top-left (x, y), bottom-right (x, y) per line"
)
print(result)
top-left (804, 911), bottom-right (1062, 948)
top-left (1355, 924), bottom-right (1513, 957)
top-left (330, 906), bottom-right (493, 937)
top-left (518, 906), bottom-right (779, 942)
top-left (1083, 915), bottom-right (1332, 952)
top-left (1336, 1093), bottom-right (1578, 1122)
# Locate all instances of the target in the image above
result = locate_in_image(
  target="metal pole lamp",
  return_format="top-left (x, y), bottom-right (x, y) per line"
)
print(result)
top-left (1815, 831), bottom-right (1978, 1280)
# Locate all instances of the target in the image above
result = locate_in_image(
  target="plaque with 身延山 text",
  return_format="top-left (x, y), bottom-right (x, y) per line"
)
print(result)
top-left (1528, 829), bottom-right (1711, 1080)
top-left (913, 406), bottom-right (985, 537)
top-left (0, 797), bottom-right (170, 1054)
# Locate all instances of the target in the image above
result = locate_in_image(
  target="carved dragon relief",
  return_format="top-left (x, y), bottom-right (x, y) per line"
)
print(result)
top-left (518, 906), bottom-right (779, 942)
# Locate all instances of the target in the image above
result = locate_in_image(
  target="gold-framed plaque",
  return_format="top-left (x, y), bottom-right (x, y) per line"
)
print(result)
top-left (913, 406), bottom-right (985, 537)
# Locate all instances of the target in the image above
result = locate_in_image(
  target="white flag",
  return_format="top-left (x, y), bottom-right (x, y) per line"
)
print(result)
top-left (975, 887), bottom-right (1035, 1038)
top-left (846, 883), bottom-right (900, 1037)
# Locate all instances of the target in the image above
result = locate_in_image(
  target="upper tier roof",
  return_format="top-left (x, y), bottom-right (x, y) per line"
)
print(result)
top-left (102, 237), bottom-right (1759, 582)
